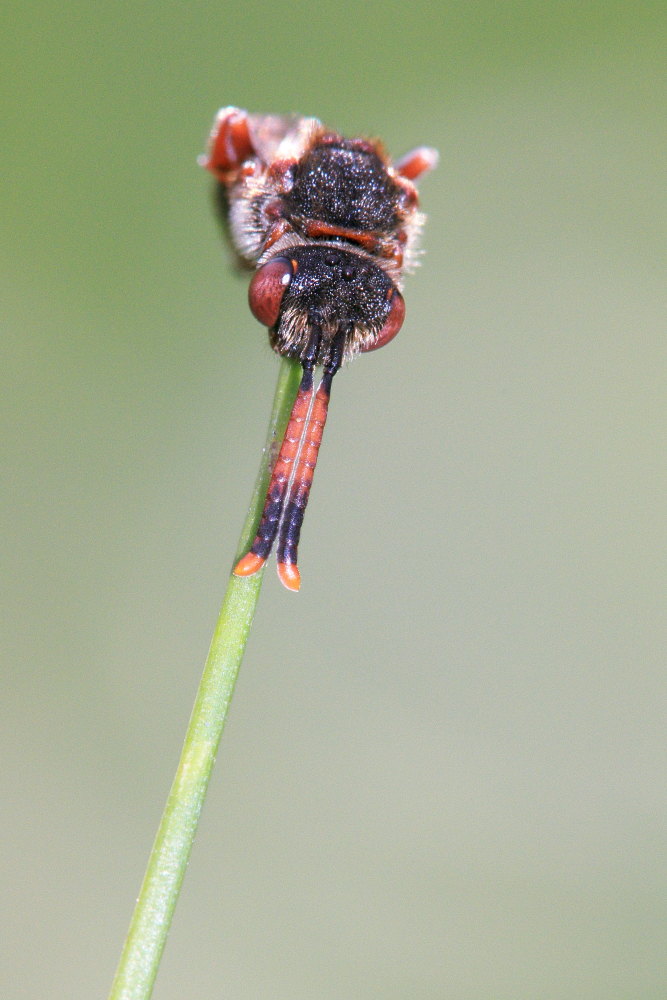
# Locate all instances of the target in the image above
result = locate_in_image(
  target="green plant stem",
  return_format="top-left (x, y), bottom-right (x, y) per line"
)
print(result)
top-left (108, 356), bottom-right (302, 1000)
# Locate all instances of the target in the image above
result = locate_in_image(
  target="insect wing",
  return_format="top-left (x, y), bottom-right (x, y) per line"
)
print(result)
top-left (247, 113), bottom-right (321, 166)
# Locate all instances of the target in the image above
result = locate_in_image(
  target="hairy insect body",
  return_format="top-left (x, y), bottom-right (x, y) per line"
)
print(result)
top-left (202, 107), bottom-right (436, 589)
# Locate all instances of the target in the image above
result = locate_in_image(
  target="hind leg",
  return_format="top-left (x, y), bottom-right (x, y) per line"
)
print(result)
top-left (199, 107), bottom-right (255, 182)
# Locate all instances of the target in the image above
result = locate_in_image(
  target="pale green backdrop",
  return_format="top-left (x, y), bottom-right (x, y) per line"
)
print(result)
top-left (3, 2), bottom-right (666, 998)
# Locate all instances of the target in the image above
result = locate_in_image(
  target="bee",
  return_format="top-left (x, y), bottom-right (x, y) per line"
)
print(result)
top-left (201, 107), bottom-right (437, 590)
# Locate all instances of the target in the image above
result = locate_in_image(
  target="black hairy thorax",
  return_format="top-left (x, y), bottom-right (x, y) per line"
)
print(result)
top-left (284, 141), bottom-right (403, 234)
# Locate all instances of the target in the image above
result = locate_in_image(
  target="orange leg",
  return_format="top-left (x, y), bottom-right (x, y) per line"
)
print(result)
top-left (199, 107), bottom-right (254, 182)
top-left (394, 145), bottom-right (439, 181)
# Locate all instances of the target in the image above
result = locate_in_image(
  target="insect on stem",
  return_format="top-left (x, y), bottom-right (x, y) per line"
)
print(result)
top-left (203, 106), bottom-right (437, 589)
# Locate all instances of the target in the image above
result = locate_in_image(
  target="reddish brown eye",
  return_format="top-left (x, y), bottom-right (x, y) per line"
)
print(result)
top-left (248, 256), bottom-right (294, 328)
top-left (363, 290), bottom-right (405, 352)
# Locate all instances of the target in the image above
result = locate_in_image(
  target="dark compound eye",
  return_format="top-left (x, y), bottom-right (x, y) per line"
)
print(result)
top-left (248, 256), bottom-right (294, 328)
top-left (363, 289), bottom-right (405, 352)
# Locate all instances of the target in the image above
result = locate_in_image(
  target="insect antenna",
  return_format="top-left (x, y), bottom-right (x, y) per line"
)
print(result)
top-left (233, 324), bottom-right (324, 586)
top-left (275, 327), bottom-right (346, 591)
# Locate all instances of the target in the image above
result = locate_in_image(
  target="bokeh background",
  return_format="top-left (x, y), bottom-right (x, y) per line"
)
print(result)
top-left (3, 2), bottom-right (666, 997)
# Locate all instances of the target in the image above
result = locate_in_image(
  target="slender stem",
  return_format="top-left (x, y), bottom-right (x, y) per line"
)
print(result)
top-left (108, 356), bottom-right (302, 1000)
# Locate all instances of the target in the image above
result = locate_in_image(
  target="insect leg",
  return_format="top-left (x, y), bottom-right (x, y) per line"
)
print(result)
top-left (275, 329), bottom-right (345, 591)
top-left (394, 146), bottom-right (439, 181)
top-left (199, 107), bottom-right (255, 181)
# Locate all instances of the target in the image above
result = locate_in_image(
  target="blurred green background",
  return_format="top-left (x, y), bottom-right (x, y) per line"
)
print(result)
top-left (3, 2), bottom-right (666, 997)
